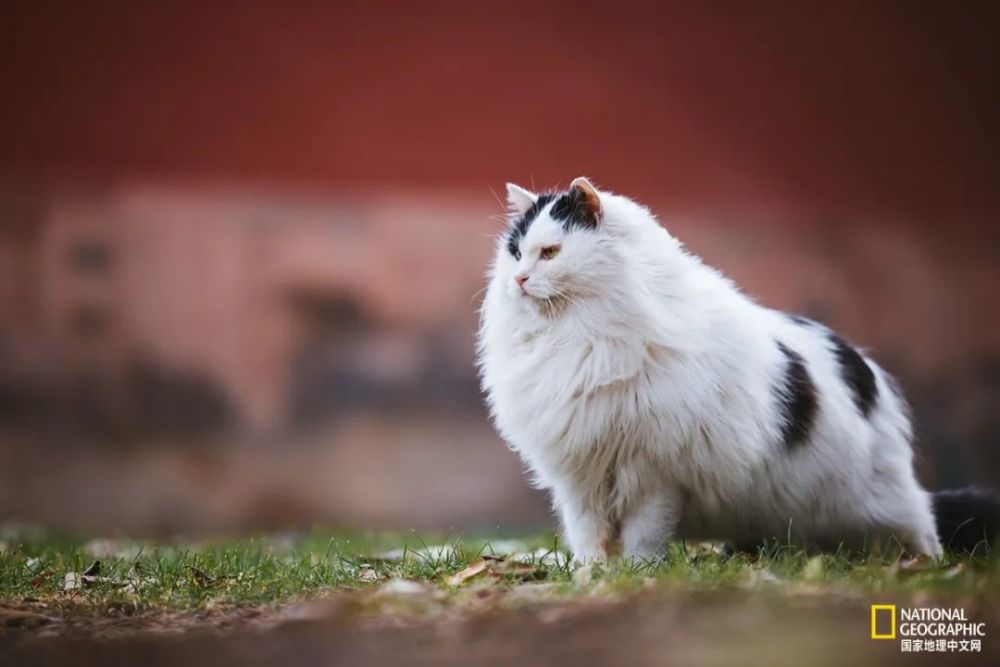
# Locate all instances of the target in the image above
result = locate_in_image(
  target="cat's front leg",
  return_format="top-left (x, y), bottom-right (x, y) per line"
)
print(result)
top-left (622, 488), bottom-right (681, 561)
top-left (555, 491), bottom-right (619, 563)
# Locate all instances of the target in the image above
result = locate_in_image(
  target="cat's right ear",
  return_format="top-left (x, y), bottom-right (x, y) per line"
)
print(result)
top-left (506, 183), bottom-right (537, 216)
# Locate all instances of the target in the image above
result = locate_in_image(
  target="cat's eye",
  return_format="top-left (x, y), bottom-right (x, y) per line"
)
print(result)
top-left (540, 245), bottom-right (561, 260)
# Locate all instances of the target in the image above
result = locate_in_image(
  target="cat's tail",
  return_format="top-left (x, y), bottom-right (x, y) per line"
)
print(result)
top-left (933, 487), bottom-right (1000, 554)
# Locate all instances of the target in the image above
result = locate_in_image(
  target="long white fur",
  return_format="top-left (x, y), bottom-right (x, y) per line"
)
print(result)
top-left (477, 179), bottom-right (942, 561)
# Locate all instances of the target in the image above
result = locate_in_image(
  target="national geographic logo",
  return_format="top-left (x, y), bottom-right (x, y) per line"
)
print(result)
top-left (871, 604), bottom-right (986, 653)
top-left (871, 604), bottom-right (896, 639)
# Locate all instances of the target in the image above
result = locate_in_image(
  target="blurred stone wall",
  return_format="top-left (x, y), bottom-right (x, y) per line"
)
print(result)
top-left (0, 186), bottom-right (996, 533)
top-left (0, 2), bottom-right (997, 531)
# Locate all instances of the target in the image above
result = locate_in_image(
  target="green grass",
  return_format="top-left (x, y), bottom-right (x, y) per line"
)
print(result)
top-left (2, 526), bottom-right (998, 614)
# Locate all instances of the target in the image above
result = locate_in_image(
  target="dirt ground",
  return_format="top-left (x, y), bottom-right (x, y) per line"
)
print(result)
top-left (3, 585), bottom-right (997, 666)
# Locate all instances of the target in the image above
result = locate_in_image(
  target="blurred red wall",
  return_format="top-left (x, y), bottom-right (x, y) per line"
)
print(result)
top-left (1, 1), bottom-right (998, 222)
top-left (0, 2), bottom-right (998, 532)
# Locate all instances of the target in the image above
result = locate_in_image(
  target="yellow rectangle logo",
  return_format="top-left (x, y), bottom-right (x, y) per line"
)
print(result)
top-left (871, 604), bottom-right (896, 639)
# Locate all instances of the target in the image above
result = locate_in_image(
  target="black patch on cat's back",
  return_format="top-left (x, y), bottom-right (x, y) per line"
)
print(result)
top-left (787, 314), bottom-right (816, 327)
top-left (775, 341), bottom-right (818, 449)
top-left (507, 193), bottom-right (556, 258)
top-left (827, 332), bottom-right (878, 417)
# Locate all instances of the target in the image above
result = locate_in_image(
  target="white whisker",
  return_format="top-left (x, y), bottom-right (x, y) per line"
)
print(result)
top-left (467, 284), bottom-right (489, 305)
top-left (487, 185), bottom-right (506, 213)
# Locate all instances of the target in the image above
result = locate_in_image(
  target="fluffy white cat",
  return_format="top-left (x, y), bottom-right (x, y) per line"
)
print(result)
top-left (477, 177), bottom-right (948, 561)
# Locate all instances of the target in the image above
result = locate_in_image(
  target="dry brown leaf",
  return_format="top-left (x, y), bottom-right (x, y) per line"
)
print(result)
top-left (29, 569), bottom-right (54, 588)
top-left (899, 554), bottom-right (934, 573)
top-left (186, 565), bottom-right (218, 588)
top-left (446, 558), bottom-right (494, 587)
top-left (445, 555), bottom-right (545, 587)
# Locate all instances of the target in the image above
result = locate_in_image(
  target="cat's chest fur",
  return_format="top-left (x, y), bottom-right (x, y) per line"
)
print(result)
top-left (494, 315), bottom-right (629, 421)
top-left (484, 299), bottom-right (779, 523)
top-left (489, 309), bottom-right (718, 486)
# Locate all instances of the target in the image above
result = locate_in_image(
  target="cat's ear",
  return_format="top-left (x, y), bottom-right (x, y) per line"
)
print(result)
top-left (505, 183), bottom-right (537, 216)
top-left (569, 176), bottom-right (603, 225)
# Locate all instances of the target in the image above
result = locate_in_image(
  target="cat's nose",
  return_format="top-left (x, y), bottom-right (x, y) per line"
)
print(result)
top-left (515, 274), bottom-right (529, 287)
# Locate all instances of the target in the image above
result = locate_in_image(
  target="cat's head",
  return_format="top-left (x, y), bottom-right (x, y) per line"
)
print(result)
top-left (493, 177), bottom-right (621, 308)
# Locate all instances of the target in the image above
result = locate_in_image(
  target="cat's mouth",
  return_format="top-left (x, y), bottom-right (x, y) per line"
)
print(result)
top-left (519, 285), bottom-right (549, 301)
top-left (513, 280), bottom-right (576, 311)
top-left (527, 290), bottom-right (575, 315)
top-left (519, 282), bottom-right (555, 301)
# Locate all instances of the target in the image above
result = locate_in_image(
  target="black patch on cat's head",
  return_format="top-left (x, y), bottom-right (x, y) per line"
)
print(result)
top-left (827, 332), bottom-right (878, 417)
top-left (506, 193), bottom-right (556, 259)
top-left (550, 186), bottom-right (601, 231)
top-left (775, 341), bottom-right (818, 449)
top-left (505, 184), bottom-right (602, 259)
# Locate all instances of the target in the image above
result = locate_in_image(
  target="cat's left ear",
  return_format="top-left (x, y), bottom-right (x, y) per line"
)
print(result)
top-left (569, 176), bottom-right (603, 226)
top-left (506, 183), bottom-right (537, 216)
